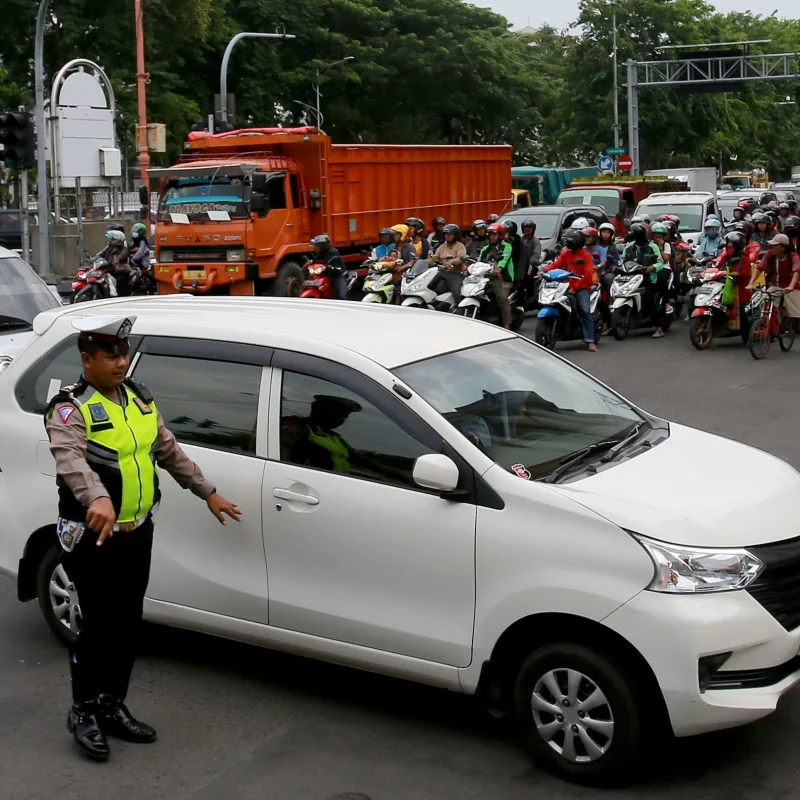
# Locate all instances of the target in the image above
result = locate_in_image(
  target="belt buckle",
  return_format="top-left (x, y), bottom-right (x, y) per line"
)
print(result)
top-left (119, 521), bottom-right (137, 533)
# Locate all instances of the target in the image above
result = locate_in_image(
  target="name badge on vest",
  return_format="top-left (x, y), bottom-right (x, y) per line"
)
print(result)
top-left (57, 518), bottom-right (86, 553)
top-left (88, 403), bottom-right (110, 423)
top-left (133, 396), bottom-right (153, 415)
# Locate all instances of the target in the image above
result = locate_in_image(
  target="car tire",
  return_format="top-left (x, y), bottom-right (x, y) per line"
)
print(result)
top-left (36, 543), bottom-right (79, 647)
top-left (514, 642), bottom-right (648, 786)
top-left (271, 261), bottom-right (304, 298)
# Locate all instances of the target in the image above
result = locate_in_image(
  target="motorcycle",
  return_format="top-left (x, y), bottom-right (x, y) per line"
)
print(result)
top-left (688, 267), bottom-right (755, 349)
top-left (400, 260), bottom-right (456, 311)
top-left (455, 262), bottom-right (525, 330)
top-left (71, 257), bottom-right (117, 303)
top-left (534, 269), bottom-right (602, 350)
top-left (300, 261), bottom-right (337, 300)
top-left (609, 261), bottom-right (674, 340)
top-left (361, 260), bottom-right (398, 304)
top-left (678, 254), bottom-right (715, 319)
top-left (128, 259), bottom-right (157, 296)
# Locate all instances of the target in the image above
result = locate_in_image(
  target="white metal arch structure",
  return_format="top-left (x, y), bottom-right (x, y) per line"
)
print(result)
top-left (625, 47), bottom-right (800, 175)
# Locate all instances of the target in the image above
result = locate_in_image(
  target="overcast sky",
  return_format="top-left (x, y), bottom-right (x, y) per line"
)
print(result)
top-left (482, 0), bottom-right (797, 29)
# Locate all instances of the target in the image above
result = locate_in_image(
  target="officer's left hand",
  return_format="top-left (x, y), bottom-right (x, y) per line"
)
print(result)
top-left (207, 492), bottom-right (242, 525)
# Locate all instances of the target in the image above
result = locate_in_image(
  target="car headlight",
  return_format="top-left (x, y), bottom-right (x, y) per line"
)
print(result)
top-left (635, 535), bottom-right (764, 593)
top-left (227, 249), bottom-right (245, 262)
top-left (159, 250), bottom-right (173, 263)
top-left (0, 356), bottom-right (12, 375)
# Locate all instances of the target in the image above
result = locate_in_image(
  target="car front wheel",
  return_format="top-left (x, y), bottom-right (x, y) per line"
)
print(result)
top-left (36, 543), bottom-right (80, 646)
top-left (514, 642), bottom-right (649, 785)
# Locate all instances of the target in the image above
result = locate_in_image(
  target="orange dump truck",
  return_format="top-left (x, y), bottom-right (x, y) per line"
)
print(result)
top-left (149, 127), bottom-right (511, 296)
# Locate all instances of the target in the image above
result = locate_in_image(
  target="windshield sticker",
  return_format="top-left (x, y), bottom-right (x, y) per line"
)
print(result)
top-left (207, 210), bottom-right (231, 222)
top-left (169, 212), bottom-right (190, 225)
top-left (511, 464), bottom-right (532, 480)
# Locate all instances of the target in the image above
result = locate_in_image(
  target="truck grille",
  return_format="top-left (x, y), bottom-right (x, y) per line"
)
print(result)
top-left (747, 536), bottom-right (800, 631)
top-left (172, 247), bottom-right (228, 262)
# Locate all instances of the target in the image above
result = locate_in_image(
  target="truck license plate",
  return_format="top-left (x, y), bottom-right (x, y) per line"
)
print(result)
top-left (183, 269), bottom-right (207, 280)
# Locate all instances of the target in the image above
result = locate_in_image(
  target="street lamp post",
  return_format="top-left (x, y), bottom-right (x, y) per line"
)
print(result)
top-left (611, 0), bottom-right (621, 172)
top-left (313, 56), bottom-right (354, 131)
top-left (34, 0), bottom-right (51, 276)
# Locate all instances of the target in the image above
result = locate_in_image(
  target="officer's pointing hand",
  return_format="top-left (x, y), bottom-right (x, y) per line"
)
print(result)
top-left (207, 492), bottom-right (242, 526)
top-left (88, 497), bottom-right (117, 546)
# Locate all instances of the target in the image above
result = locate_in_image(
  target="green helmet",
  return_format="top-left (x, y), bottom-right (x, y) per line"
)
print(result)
top-left (131, 222), bottom-right (147, 238)
top-left (650, 222), bottom-right (668, 235)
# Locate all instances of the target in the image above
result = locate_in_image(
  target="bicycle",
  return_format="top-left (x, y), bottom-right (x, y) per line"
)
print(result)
top-left (747, 285), bottom-right (796, 360)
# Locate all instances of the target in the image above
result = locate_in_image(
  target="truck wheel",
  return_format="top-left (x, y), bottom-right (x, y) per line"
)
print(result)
top-left (36, 543), bottom-right (80, 647)
top-left (610, 308), bottom-right (630, 340)
top-left (272, 261), bottom-right (304, 298)
top-left (689, 316), bottom-right (713, 350)
top-left (514, 642), bottom-right (648, 786)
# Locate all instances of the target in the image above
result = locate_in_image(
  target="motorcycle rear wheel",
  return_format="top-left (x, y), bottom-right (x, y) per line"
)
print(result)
top-left (534, 317), bottom-right (558, 350)
top-left (610, 307), bottom-right (631, 340)
top-left (72, 285), bottom-right (103, 304)
top-left (689, 316), bottom-right (713, 350)
top-left (748, 317), bottom-right (772, 360)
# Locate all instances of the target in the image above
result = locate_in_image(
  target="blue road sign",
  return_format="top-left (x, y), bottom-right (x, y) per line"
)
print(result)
top-left (597, 155), bottom-right (614, 172)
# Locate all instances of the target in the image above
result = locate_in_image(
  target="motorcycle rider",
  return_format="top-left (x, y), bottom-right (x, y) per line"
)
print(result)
top-left (428, 217), bottom-right (446, 251)
top-left (783, 216), bottom-right (800, 255)
top-left (502, 220), bottom-right (526, 289)
top-left (406, 217), bottom-right (431, 260)
top-left (622, 223), bottom-right (667, 338)
top-left (371, 228), bottom-right (397, 262)
top-left (479, 223), bottom-right (515, 329)
top-left (544, 229), bottom-right (597, 351)
top-left (127, 223), bottom-right (151, 295)
top-left (487, 214), bottom-right (500, 225)
top-left (778, 202), bottom-right (792, 231)
top-left (716, 230), bottom-right (753, 318)
top-left (597, 223), bottom-right (619, 333)
top-left (429, 223), bottom-right (468, 306)
top-left (651, 223), bottom-right (676, 319)
top-left (521, 219), bottom-right (542, 273)
top-left (467, 219), bottom-right (489, 259)
top-left (733, 201), bottom-right (753, 223)
top-left (696, 217), bottom-right (724, 258)
top-left (746, 234), bottom-right (800, 324)
top-left (309, 234), bottom-right (347, 299)
top-left (99, 230), bottom-right (130, 296)
top-left (751, 213), bottom-right (773, 255)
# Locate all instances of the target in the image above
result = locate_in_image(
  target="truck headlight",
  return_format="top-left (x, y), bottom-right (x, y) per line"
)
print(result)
top-left (159, 250), bottom-right (173, 263)
top-left (227, 249), bottom-right (245, 262)
top-left (634, 535), bottom-right (764, 593)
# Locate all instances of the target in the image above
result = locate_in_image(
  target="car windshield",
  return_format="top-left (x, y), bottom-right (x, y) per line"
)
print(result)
top-left (717, 198), bottom-right (742, 223)
top-left (395, 338), bottom-right (644, 480)
top-left (637, 204), bottom-right (704, 231)
top-left (510, 212), bottom-right (559, 240)
top-left (559, 189), bottom-right (619, 217)
top-left (0, 256), bottom-right (59, 328)
top-left (158, 175), bottom-right (249, 222)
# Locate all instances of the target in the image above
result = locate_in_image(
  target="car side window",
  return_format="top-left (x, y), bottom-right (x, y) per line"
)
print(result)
top-left (131, 353), bottom-right (261, 455)
top-left (279, 370), bottom-right (435, 489)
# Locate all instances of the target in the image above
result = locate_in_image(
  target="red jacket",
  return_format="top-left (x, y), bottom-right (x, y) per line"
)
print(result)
top-left (546, 247), bottom-right (596, 291)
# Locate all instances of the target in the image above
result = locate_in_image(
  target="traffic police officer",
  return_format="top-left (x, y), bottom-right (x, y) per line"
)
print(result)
top-left (45, 315), bottom-right (240, 761)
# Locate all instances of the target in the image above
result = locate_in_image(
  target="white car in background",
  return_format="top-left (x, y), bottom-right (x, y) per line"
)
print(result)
top-left (1, 296), bottom-right (799, 785)
top-left (635, 192), bottom-right (722, 245)
top-left (0, 246), bottom-right (61, 373)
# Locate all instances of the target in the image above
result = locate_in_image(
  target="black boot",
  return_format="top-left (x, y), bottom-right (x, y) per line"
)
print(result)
top-left (67, 702), bottom-right (111, 761)
top-left (97, 695), bottom-right (157, 743)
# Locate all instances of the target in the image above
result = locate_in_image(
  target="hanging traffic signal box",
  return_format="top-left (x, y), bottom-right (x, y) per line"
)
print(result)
top-left (0, 111), bottom-right (35, 170)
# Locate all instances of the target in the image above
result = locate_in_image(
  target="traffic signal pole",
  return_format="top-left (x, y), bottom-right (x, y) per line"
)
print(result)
top-left (34, 0), bottom-right (51, 275)
top-left (134, 0), bottom-right (150, 226)
top-left (21, 170), bottom-right (30, 263)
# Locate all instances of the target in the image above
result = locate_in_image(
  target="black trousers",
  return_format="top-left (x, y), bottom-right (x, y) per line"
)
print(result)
top-left (61, 519), bottom-right (154, 703)
top-left (430, 271), bottom-right (464, 305)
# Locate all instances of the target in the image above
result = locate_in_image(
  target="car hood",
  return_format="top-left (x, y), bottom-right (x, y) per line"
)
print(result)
top-left (0, 328), bottom-right (37, 361)
top-left (549, 423), bottom-right (800, 548)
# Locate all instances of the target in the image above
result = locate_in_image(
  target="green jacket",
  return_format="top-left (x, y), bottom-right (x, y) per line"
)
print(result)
top-left (623, 241), bottom-right (664, 283)
top-left (480, 241), bottom-right (515, 282)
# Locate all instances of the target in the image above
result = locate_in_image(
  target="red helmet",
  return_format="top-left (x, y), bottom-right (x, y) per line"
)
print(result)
top-left (738, 200), bottom-right (752, 211)
top-left (582, 226), bottom-right (598, 238)
top-left (676, 241), bottom-right (692, 252)
top-left (487, 223), bottom-right (506, 236)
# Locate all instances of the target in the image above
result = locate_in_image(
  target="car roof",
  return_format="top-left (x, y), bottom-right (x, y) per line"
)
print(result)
top-left (638, 192), bottom-right (713, 203)
top-left (504, 205), bottom-right (606, 217)
top-left (33, 296), bottom-right (513, 370)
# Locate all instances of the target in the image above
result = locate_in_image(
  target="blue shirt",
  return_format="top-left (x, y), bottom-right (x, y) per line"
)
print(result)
top-left (697, 233), bottom-right (723, 258)
top-left (588, 244), bottom-right (608, 274)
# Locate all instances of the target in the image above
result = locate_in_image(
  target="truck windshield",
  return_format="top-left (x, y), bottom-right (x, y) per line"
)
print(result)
top-left (558, 189), bottom-right (619, 216)
top-left (158, 175), bottom-right (249, 222)
top-left (637, 204), bottom-right (704, 232)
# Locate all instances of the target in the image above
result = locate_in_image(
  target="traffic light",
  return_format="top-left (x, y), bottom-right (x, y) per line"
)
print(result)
top-left (0, 111), bottom-right (35, 170)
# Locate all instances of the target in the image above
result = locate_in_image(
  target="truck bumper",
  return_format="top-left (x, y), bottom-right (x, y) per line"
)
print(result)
top-left (155, 262), bottom-right (259, 293)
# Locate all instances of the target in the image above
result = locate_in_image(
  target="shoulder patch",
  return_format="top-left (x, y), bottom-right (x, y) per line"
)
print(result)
top-left (58, 406), bottom-right (76, 423)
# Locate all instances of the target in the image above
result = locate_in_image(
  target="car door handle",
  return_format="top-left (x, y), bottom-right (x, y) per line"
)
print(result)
top-left (272, 488), bottom-right (319, 505)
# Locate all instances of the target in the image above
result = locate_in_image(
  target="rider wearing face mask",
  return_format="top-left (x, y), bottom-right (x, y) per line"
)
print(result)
top-left (467, 220), bottom-right (489, 259)
top-left (696, 217), bottom-right (724, 258)
top-left (622, 223), bottom-right (667, 338)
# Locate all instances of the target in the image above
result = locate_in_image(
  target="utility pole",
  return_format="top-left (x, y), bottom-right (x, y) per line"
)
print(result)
top-left (134, 0), bottom-right (150, 226)
top-left (34, 0), bottom-right (51, 276)
top-left (313, 57), bottom-right (354, 131)
top-left (612, 0), bottom-right (621, 173)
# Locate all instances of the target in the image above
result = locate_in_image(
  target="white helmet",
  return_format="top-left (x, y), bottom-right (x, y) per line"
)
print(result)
top-left (599, 222), bottom-right (616, 235)
top-left (570, 217), bottom-right (591, 230)
top-left (105, 230), bottom-right (126, 242)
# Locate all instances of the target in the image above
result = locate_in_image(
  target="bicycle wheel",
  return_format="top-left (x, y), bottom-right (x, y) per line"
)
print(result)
top-left (748, 316), bottom-right (772, 360)
top-left (779, 312), bottom-right (796, 352)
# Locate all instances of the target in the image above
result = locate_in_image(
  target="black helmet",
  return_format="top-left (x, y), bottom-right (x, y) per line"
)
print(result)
top-left (379, 227), bottom-right (394, 244)
top-left (629, 223), bottom-right (648, 245)
top-left (310, 234), bottom-right (330, 249)
top-left (405, 216), bottom-right (424, 233)
top-left (521, 218), bottom-right (536, 233)
top-left (725, 231), bottom-right (746, 253)
top-left (563, 229), bottom-right (586, 251)
top-left (487, 214), bottom-right (500, 224)
top-left (783, 216), bottom-right (800, 233)
top-left (779, 202), bottom-right (791, 211)
top-left (663, 220), bottom-right (677, 238)
top-left (432, 216), bottom-right (446, 227)
top-left (502, 219), bottom-right (519, 237)
top-left (752, 212), bottom-right (769, 224)
top-left (788, 199), bottom-right (798, 211)
top-left (443, 223), bottom-right (460, 237)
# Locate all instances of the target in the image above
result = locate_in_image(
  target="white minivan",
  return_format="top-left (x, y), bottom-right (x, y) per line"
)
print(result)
top-left (635, 192), bottom-right (722, 245)
top-left (1, 296), bottom-right (799, 785)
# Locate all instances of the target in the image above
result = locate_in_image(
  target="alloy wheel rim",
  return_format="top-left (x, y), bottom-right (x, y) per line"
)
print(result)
top-left (49, 562), bottom-right (81, 635)
top-left (531, 668), bottom-right (614, 764)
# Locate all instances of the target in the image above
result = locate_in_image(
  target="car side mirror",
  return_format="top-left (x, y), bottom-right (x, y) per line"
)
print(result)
top-left (412, 454), bottom-right (460, 493)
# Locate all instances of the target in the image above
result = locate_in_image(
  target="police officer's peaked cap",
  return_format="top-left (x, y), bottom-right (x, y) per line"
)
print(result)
top-left (73, 315), bottom-right (137, 353)
top-left (312, 394), bottom-right (362, 414)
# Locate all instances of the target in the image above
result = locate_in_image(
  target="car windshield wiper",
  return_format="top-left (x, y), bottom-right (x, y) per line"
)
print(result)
top-left (599, 421), bottom-right (649, 463)
top-left (538, 439), bottom-right (622, 484)
top-left (0, 315), bottom-right (32, 330)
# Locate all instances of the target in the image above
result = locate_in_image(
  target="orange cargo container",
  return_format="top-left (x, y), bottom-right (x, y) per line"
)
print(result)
top-left (150, 127), bottom-right (511, 297)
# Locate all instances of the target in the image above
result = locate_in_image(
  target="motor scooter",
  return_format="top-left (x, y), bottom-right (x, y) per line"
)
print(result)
top-left (609, 261), bottom-right (674, 339)
top-left (300, 261), bottom-right (337, 299)
top-left (361, 259), bottom-right (399, 304)
top-left (71, 257), bottom-right (117, 303)
top-left (688, 266), bottom-right (756, 349)
top-left (400, 260), bottom-right (456, 311)
top-left (534, 269), bottom-right (602, 350)
top-left (455, 262), bottom-right (525, 329)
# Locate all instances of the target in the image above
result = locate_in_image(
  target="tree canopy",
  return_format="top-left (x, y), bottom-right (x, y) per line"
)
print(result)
top-left (1, 0), bottom-right (799, 178)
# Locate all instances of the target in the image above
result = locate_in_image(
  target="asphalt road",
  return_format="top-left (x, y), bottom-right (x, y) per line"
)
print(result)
top-left (2, 319), bottom-right (799, 800)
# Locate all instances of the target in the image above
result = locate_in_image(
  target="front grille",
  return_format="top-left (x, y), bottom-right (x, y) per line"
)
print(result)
top-left (172, 247), bottom-right (228, 262)
top-left (747, 536), bottom-right (800, 631)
